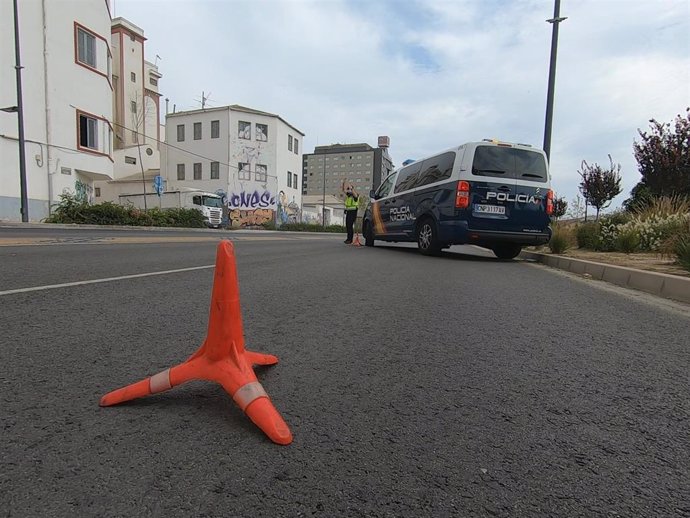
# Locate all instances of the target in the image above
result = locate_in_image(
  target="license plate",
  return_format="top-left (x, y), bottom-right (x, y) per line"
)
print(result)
top-left (474, 204), bottom-right (505, 215)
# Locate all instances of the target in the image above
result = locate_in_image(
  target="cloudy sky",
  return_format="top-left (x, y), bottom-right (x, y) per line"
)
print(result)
top-left (113, 0), bottom-right (689, 209)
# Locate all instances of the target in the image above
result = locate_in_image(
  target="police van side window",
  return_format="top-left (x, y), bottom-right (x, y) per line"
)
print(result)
top-left (417, 152), bottom-right (455, 187)
top-left (375, 174), bottom-right (396, 199)
top-left (394, 162), bottom-right (422, 193)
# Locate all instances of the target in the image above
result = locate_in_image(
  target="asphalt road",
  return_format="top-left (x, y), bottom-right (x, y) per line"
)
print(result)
top-left (1, 227), bottom-right (689, 517)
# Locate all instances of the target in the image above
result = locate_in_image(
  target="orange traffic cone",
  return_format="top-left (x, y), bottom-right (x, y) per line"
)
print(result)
top-left (352, 233), bottom-right (363, 247)
top-left (100, 240), bottom-right (293, 445)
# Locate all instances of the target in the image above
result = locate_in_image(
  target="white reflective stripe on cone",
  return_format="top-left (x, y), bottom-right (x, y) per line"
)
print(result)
top-left (149, 369), bottom-right (172, 394)
top-left (233, 381), bottom-right (268, 411)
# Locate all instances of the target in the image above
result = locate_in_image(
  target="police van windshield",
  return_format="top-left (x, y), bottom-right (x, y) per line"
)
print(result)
top-left (472, 146), bottom-right (547, 183)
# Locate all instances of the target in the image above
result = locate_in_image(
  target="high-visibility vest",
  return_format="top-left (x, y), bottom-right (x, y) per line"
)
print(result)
top-left (345, 195), bottom-right (358, 210)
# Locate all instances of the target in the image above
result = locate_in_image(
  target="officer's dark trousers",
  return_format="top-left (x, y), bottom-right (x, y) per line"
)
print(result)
top-left (345, 210), bottom-right (357, 241)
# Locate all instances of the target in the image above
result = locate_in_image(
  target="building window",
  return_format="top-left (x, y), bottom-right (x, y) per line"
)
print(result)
top-left (131, 72), bottom-right (136, 82)
top-left (125, 156), bottom-right (136, 164)
top-left (79, 113), bottom-right (98, 150)
top-left (131, 101), bottom-right (137, 114)
top-left (211, 120), bottom-right (219, 138)
top-left (132, 130), bottom-right (138, 143)
top-left (287, 171), bottom-right (292, 188)
top-left (255, 164), bottom-right (267, 182)
top-left (177, 124), bottom-right (184, 142)
top-left (288, 135), bottom-right (293, 151)
top-left (95, 187), bottom-right (101, 197)
top-left (149, 77), bottom-right (158, 86)
top-left (177, 163), bottom-right (185, 180)
top-left (293, 173), bottom-right (298, 189)
top-left (193, 162), bottom-right (202, 180)
top-left (294, 138), bottom-right (299, 154)
top-left (211, 161), bottom-right (219, 179)
top-left (256, 123), bottom-right (268, 142)
top-left (77, 28), bottom-right (96, 68)
top-left (194, 122), bottom-right (202, 140)
top-left (238, 162), bottom-right (251, 180)
top-left (238, 121), bottom-right (251, 139)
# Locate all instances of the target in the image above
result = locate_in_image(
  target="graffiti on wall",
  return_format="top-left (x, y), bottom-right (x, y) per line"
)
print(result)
top-left (229, 190), bottom-right (275, 209)
top-left (227, 189), bottom-right (276, 228)
top-left (228, 208), bottom-right (274, 228)
top-left (277, 191), bottom-right (301, 225)
top-left (74, 179), bottom-right (93, 204)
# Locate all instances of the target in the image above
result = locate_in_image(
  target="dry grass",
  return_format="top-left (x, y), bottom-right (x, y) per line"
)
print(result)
top-left (631, 194), bottom-right (690, 220)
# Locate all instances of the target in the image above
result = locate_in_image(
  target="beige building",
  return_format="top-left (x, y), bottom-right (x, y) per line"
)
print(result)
top-left (301, 139), bottom-right (393, 201)
top-left (94, 17), bottom-right (162, 203)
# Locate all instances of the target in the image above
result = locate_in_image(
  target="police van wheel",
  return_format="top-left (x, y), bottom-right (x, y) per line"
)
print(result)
top-left (363, 221), bottom-right (375, 247)
top-left (417, 218), bottom-right (441, 256)
top-left (492, 244), bottom-right (522, 260)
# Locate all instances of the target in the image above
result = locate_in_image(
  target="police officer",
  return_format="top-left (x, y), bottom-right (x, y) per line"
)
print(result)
top-left (343, 182), bottom-right (359, 244)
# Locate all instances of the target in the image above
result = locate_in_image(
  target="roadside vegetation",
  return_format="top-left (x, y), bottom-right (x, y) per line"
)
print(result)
top-left (45, 194), bottom-right (207, 228)
top-left (548, 109), bottom-right (690, 272)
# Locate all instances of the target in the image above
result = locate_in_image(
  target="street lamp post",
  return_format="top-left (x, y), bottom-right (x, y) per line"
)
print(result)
top-left (543, 0), bottom-right (567, 163)
top-left (12, 0), bottom-right (29, 222)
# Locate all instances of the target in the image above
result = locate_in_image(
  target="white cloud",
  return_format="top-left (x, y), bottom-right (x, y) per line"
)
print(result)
top-left (115, 0), bottom-right (690, 208)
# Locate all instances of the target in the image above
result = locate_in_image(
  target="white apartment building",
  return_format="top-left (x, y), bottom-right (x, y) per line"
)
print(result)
top-left (0, 0), bottom-right (114, 221)
top-left (94, 17), bottom-right (163, 203)
top-left (162, 105), bottom-right (304, 228)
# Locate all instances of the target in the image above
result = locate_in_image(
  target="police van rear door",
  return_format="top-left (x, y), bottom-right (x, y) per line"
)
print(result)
top-left (467, 144), bottom-right (549, 233)
top-left (512, 147), bottom-right (550, 233)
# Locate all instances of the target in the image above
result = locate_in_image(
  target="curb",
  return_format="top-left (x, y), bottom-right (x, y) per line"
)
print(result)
top-left (0, 222), bottom-right (344, 237)
top-left (520, 251), bottom-right (690, 304)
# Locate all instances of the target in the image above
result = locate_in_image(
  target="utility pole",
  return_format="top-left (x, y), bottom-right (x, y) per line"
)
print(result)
top-left (13, 0), bottom-right (29, 222)
top-left (543, 0), bottom-right (567, 163)
top-left (322, 153), bottom-right (326, 229)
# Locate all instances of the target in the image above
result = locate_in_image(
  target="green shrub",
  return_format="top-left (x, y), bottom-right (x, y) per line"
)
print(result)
top-left (45, 194), bottom-right (206, 228)
top-left (675, 235), bottom-right (690, 271)
top-left (576, 222), bottom-right (601, 249)
top-left (549, 228), bottom-right (571, 254)
top-left (600, 210), bottom-right (632, 227)
top-left (603, 213), bottom-right (690, 252)
top-left (615, 228), bottom-right (641, 254)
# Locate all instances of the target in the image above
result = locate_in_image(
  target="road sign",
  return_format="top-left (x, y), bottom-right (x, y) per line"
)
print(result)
top-left (153, 175), bottom-right (164, 196)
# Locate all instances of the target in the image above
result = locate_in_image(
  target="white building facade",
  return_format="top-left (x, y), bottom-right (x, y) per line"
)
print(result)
top-left (0, 0), bottom-right (114, 221)
top-left (161, 105), bottom-right (304, 228)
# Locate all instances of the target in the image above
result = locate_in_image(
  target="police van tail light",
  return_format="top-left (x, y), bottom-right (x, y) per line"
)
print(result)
top-left (546, 189), bottom-right (554, 215)
top-left (455, 181), bottom-right (470, 209)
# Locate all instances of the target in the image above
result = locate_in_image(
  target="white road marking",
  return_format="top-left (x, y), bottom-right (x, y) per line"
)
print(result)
top-left (0, 264), bottom-right (215, 297)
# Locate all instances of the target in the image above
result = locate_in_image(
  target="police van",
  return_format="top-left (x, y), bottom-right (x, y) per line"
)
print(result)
top-left (362, 139), bottom-right (553, 259)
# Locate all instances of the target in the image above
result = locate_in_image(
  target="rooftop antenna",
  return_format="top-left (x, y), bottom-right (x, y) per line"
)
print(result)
top-left (194, 91), bottom-right (213, 110)
top-left (154, 54), bottom-right (162, 66)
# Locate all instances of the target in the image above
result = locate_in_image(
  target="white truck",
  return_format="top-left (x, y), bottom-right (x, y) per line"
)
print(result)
top-left (119, 189), bottom-right (224, 228)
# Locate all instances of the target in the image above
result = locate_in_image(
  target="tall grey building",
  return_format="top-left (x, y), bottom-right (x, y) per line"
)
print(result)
top-left (302, 137), bottom-right (393, 200)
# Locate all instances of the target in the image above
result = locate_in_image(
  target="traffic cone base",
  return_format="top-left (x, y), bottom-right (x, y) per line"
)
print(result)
top-left (100, 240), bottom-right (293, 445)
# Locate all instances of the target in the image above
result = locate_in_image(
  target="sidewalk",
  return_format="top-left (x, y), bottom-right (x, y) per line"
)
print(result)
top-left (520, 250), bottom-right (690, 305)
